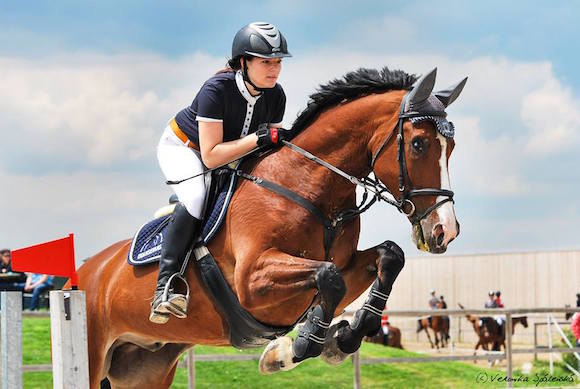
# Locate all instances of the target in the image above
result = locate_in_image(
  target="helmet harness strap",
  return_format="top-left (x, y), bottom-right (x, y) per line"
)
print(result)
top-left (242, 56), bottom-right (268, 92)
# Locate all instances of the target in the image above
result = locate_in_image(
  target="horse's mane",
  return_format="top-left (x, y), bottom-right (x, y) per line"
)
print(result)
top-left (291, 67), bottom-right (418, 134)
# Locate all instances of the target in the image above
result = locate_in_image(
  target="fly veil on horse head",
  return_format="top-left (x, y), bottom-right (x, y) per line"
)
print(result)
top-left (78, 66), bottom-right (467, 388)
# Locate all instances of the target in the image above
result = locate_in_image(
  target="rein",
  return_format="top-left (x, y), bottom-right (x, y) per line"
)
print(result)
top-left (236, 91), bottom-right (455, 257)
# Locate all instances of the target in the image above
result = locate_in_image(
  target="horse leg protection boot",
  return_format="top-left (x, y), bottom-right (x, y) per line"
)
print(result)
top-left (293, 263), bottom-right (346, 362)
top-left (150, 203), bottom-right (201, 323)
top-left (337, 241), bottom-right (405, 354)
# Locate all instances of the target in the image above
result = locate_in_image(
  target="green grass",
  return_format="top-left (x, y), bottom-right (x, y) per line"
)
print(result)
top-left (19, 318), bottom-right (578, 388)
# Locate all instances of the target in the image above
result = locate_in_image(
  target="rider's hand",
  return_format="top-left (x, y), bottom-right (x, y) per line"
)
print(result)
top-left (256, 123), bottom-right (290, 147)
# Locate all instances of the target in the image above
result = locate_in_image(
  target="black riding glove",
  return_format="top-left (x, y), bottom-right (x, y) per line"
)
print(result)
top-left (256, 123), bottom-right (290, 147)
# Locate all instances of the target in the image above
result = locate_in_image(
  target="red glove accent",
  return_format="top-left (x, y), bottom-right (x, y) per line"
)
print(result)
top-left (270, 128), bottom-right (279, 144)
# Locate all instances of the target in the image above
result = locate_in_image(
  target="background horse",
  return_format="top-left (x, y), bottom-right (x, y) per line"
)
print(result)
top-left (417, 301), bottom-right (450, 349)
top-left (365, 324), bottom-right (403, 349)
top-left (77, 67), bottom-right (465, 388)
top-left (458, 303), bottom-right (527, 360)
top-left (492, 316), bottom-right (528, 351)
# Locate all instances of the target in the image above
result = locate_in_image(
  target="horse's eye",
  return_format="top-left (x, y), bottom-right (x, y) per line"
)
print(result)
top-left (411, 137), bottom-right (426, 154)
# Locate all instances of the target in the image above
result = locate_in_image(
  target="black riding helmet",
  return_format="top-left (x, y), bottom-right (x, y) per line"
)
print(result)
top-left (232, 22), bottom-right (291, 91)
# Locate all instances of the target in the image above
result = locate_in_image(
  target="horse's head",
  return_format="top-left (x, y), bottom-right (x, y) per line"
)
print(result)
top-left (370, 68), bottom-right (467, 254)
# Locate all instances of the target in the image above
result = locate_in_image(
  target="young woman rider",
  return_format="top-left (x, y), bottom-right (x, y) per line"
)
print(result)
top-left (150, 22), bottom-right (292, 324)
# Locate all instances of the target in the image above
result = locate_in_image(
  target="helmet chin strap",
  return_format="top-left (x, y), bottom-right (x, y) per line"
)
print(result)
top-left (242, 56), bottom-right (269, 92)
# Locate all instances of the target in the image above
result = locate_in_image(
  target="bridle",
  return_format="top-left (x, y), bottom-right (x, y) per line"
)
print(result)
top-left (368, 92), bottom-right (454, 225)
top-left (168, 91), bottom-right (455, 231)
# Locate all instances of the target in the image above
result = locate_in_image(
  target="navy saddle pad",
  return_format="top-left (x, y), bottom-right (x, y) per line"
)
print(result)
top-left (128, 169), bottom-right (238, 266)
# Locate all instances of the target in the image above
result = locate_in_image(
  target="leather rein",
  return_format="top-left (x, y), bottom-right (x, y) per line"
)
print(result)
top-left (236, 92), bottom-right (455, 258)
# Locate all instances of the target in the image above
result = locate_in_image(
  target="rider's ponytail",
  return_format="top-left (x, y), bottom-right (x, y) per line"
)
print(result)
top-left (216, 56), bottom-right (243, 74)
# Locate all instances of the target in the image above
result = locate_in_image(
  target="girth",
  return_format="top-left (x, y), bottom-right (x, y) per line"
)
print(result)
top-left (235, 170), bottom-right (372, 261)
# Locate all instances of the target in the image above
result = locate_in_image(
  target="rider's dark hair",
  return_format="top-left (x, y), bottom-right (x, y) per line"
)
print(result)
top-left (216, 55), bottom-right (255, 74)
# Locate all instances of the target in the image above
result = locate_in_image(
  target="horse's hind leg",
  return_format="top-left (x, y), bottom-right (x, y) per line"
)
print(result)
top-left (321, 241), bottom-right (405, 364)
top-left (424, 327), bottom-right (435, 348)
top-left (245, 249), bottom-right (346, 374)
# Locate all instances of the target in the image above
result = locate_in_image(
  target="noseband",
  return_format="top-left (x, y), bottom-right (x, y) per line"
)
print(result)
top-left (369, 93), bottom-right (454, 225)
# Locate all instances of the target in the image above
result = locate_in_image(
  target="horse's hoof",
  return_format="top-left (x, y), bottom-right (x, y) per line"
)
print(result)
top-left (259, 336), bottom-right (299, 374)
top-left (320, 334), bottom-right (349, 365)
top-left (319, 321), bottom-right (350, 365)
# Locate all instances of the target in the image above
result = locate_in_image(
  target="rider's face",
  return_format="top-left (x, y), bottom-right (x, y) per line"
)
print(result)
top-left (245, 57), bottom-right (282, 89)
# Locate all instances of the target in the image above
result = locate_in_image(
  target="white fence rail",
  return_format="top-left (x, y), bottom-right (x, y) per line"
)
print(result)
top-left (2, 302), bottom-right (580, 389)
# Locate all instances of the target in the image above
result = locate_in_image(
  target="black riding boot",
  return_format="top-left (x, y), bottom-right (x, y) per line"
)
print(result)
top-left (149, 203), bottom-right (201, 324)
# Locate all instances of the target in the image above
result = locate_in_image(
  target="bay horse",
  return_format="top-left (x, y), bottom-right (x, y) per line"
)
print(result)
top-left (492, 316), bottom-right (528, 351)
top-left (365, 324), bottom-right (403, 349)
top-left (458, 303), bottom-right (527, 359)
top-left (417, 301), bottom-right (450, 349)
top-left (76, 67), bottom-right (466, 388)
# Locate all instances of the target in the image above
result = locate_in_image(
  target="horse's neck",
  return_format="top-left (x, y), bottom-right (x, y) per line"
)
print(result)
top-left (282, 93), bottom-right (400, 208)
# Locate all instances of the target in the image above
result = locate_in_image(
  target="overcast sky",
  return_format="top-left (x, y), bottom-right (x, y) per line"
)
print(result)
top-left (1, 0), bottom-right (579, 263)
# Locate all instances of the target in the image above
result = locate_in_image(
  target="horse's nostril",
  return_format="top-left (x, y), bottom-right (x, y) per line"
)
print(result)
top-left (436, 233), bottom-right (444, 247)
top-left (456, 221), bottom-right (461, 236)
top-left (434, 224), bottom-right (445, 247)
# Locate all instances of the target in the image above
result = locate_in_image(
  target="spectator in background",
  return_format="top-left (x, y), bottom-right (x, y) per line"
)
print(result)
top-left (381, 306), bottom-right (390, 345)
top-left (428, 290), bottom-right (440, 309)
top-left (576, 293), bottom-right (580, 308)
top-left (495, 290), bottom-right (504, 308)
top-left (570, 312), bottom-right (580, 347)
top-left (13, 273), bottom-right (54, 310)
top-left (1, 249), bottom-right (13, 273)
top-left (0, 249), bottom-right (26, 290)
top-left (485, 290), bottom-right (498, 308)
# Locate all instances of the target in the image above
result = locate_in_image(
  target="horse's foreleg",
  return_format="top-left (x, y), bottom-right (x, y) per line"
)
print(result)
top-left (424, 327), bottom-right (435, 348)
top-left (321, 240), bottom-right (405, 365)
top-left (249, 250), bottom-right (346, 374)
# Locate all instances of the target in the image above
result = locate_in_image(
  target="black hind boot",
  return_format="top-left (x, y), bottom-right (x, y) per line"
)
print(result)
top-left (149, 203), bottom-right (201, 324)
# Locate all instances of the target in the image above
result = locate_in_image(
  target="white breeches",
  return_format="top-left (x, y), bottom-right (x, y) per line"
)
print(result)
top-left (157, 126), bottom-right (207, 219)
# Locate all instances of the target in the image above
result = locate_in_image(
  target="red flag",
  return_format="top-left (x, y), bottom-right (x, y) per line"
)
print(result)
top-left (11, 233), bottom-right (78, 288)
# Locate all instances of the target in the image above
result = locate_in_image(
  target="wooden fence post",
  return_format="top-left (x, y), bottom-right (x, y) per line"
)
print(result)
top-left (187, 348), bottom-right (195, 389)
top-left (352, 350), bottom-right (361, 389)
top-left (1, 292), bottom-right (22, 389)
top-left (533, 322), bottom-right (538, 361)
top-left (547, 315), bottom-right (553, 374)
top-left (50, 290), bottom-right (89, 389)
top-left (505, 313), bottom-right (513, 388)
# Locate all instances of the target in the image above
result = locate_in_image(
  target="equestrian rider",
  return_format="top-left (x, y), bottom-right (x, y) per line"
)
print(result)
top-left (495, 290), bottom-right (503, 308)
top-left (150, 22), bottom-right (292, 324)
top-left (484, 290), bottom-right (497, 308)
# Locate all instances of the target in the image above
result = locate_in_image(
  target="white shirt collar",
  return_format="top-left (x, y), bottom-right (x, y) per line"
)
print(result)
top-left (235, 70), bottom-right (261, 104)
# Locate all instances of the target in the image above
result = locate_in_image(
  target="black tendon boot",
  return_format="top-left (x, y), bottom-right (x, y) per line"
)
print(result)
top-left (149, 203), bottom-right (201, 324)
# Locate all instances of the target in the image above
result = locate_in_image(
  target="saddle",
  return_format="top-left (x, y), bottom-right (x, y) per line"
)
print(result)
top-left (127, 164), bottom-right (239, 266)
top-left (127, 160), bottom-right (298, 347)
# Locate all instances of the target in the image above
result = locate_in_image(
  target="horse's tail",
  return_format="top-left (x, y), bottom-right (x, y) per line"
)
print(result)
top-left (416, 318), bottom-right (423, 333)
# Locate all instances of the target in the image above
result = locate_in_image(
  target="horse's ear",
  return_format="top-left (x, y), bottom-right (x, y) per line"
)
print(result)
top-left (434, 77), bottom-right (468, 107)
top-left (408, 68), bottom-right (437, 105)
